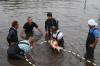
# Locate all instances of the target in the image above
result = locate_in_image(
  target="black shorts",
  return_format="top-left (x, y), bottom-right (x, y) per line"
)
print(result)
top-left (25, 32), bottom-right (33, 40)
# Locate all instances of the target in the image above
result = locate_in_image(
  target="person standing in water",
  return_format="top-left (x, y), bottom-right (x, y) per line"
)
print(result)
top-left (20, 17), bottom-right (43, 39)
top-left (7, 20), bottom-right (19, 46)
top-left (45, 12), bottom-right (59, 39)
top-left (86, 19), bottom-right (99, 60)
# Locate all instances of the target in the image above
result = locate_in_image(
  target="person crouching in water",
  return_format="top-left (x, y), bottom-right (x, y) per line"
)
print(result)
top-left (50, 26), bottom-right (64, 49)
top-left (7, 20), bottom-right (19, 46)
top-left (86, 19), bottom-right (99, 60)
top-left (7, 37), bottom-right (34, 59)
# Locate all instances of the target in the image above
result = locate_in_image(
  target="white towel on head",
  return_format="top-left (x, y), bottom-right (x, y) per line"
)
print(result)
top-left (88, 19), bottom-right (98, 26)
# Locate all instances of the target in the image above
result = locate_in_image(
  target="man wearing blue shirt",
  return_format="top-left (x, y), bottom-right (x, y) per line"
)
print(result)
top-left (86, 19), bottom-right (99, 60)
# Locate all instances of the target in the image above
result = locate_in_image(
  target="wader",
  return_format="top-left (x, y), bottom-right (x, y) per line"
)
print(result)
top-left (86, 28), bottom-right (97, 59)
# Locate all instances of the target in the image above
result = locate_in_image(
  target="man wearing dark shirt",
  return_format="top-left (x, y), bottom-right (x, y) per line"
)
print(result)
top-left (45, 12), bottom-right (59, 39)
top-left (20, 17), bottom-right (43, 39)
top-left (7, 20), bottom-right (19, 46)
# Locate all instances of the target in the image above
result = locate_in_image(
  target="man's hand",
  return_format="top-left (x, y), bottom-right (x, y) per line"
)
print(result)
top-left (10, 42), bottom-right (15, 45)
top-left (90, 38), bottom-right (99, 48)
top-left (89, 44), bottom-right (95, 48)
top-left (25, 54), bottom-right (31, 59)
top-left (20, 51), bottom-right (24, 54)
top-left (41, 31), bottom-right (43, 36)
top-left (37, 27), bottom-right (43, 36)
top-left (46, 31), bottom-right (48, 35)
top-left (20, 29), bottom-right (25, 39)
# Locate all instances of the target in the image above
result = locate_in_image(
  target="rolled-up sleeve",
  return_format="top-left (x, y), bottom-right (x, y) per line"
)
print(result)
top-left (57, 32), bottom-right (63, 40)
top-left (94, 30), bottom-right (99, 38)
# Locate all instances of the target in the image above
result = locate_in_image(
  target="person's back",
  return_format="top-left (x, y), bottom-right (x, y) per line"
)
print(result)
top-left (18, 40), bottom-right (30, 55)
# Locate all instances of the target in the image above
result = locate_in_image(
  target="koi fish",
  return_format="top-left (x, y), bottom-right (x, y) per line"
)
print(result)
top-left (50, 40), bottom-right (63, 52)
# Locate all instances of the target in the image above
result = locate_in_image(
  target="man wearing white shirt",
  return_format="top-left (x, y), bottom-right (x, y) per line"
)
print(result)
top-left (50, 26), bottom-right (64, 47)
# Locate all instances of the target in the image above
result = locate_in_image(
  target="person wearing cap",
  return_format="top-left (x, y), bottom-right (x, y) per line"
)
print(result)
top-left (7, 20), bottom-right (19, 46)
top-left (45, 12), bottom-right (59, 40)
top-left (86, 19), bottom-right (99, 60)
top-left (20, 17), bottom-right (43, 39)
top-left (7, 37), bottom-right (34, 59)
top-left (50, 26), bottom-right (64, 48)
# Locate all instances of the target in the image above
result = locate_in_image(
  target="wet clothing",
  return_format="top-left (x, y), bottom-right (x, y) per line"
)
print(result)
top-left (51, 30), bottom-right (64, 47)
top-left (7, 27), bottom-right (18, 46)
top-left (45, 18), bottom-right (59, 33)
top-left (86, 28), bottom-right (99, 59)
top-left (7, 40), bottom-right (30, 59)
top-left (23, 22), bottom-right (38, 34)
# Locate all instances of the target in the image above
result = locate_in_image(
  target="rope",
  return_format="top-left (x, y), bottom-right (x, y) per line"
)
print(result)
top-left (25, 40), bottom-right (97, 66)
top-left (24, 40), bottom-right (48, 66)
top-left (39, 40), bottom-right (97, 66)
top-left (62, 49), bottom-right (96, 66)
top-left (24, 55), bottom-right (36, 66)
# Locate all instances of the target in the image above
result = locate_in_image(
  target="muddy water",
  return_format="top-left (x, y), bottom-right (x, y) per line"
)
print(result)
top-left (0, 0), bottom-right (100, 66)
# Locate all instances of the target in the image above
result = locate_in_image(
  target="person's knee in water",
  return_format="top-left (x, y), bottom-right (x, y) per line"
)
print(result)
top-left (7, 20), bottom-right (19, 46)
top-left (7, 36), bottom-right (35, 59)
